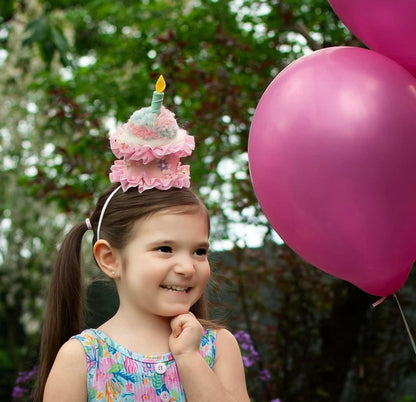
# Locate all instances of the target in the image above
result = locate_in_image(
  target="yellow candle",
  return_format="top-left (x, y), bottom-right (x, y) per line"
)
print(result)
top-left (151, 75), bottom-right (166, 114)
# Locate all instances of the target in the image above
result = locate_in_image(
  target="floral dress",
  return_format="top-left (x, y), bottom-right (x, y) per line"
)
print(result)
top-left (72, 328), bottom-right (216, 402)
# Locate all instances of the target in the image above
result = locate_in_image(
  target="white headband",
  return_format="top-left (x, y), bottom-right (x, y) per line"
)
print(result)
top-left (96, 185), bottom-right (122, 241)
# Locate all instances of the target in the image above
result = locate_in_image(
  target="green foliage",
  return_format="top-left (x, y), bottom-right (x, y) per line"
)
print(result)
top-left (399, 397), bottom-right (416, 402)
top-left (23, 16), bottom-right (71, 67)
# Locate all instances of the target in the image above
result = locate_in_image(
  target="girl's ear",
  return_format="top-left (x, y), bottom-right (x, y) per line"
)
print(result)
top-left (93, 240), bottom-right (121, 279)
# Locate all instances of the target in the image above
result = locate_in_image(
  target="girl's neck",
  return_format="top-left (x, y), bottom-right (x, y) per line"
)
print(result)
top-left (98, 307), bottom-right (173, 355)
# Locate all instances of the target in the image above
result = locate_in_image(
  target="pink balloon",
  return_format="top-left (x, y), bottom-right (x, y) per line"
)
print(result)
top-left (329, 0), bottom-right (416, 77)
top-left (249, 47), bottom-right (416, 296)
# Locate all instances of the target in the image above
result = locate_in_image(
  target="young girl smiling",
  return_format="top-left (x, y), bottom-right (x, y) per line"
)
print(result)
top-left (35, 77), bottom-right (249, 402)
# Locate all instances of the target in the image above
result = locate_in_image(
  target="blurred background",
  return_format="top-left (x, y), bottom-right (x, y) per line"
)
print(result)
top-left (1, 0), bottom-right (416, 400)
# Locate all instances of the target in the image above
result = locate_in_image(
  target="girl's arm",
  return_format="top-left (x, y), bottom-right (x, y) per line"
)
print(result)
top-left (170, 314), bottom-right (250, 402)
top-left (43, 339), bottom-right (87, 402)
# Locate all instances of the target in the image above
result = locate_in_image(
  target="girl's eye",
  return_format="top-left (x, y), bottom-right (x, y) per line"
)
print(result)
top-left (194, 248), bottom-right (208, 256)
top-left (157, 246), bottom-right (173, 253)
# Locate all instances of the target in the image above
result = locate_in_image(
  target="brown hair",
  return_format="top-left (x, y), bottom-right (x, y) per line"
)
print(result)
top-left (34, 184), bottom-right (214, 401)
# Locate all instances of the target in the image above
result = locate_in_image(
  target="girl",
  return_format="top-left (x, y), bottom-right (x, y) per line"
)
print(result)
top-left (35, 185), bottom-right (250, 401)
top-left (35, 76), bottom-right (250, 401)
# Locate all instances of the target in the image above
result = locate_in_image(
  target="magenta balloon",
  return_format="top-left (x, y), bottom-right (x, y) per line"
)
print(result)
top-left (249, 47), bottom-right (416, 296)
top-left (328, 0), bottom-right (416, 77)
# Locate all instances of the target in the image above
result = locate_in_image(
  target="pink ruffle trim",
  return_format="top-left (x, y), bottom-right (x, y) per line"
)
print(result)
top-left (109, 160), bottom-right (191, 193)
top-left (110, 130), bottom-right (195, 164)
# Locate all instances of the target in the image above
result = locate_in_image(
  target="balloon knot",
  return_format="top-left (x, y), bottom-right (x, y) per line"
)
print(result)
top-left (372, 294), bottom-right (394, 308)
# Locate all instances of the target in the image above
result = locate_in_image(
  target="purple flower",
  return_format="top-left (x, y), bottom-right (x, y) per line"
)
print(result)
top-left (242, 354), bottom-right (259, 367)
top-left (234, 330), bottom-right (252, 344)
top-left (234, 330), bottom-right (255, 352)
top-left (158, 159), bottom-right (169, 171)
top-left (234, 331), bottom-right (260, 367)
top-left (12, 366), bottom-right (39, 400)
top-left (235, 331), bottom-right (274, 386)
top-left (242, 347), bottom-right (260, 367)
top-left (12, 386), bottom-right (26, 399)
top-left (259, 369), bottom-right (272, 381)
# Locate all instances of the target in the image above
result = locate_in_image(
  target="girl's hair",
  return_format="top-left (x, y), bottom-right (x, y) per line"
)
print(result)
top-left (34, 184), bottom-right (212, 402)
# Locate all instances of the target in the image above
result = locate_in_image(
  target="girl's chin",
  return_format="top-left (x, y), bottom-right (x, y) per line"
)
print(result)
top-left (156, 306), bottom-right (191, 318)
top-left (166, 308), bottom-right (191, 317)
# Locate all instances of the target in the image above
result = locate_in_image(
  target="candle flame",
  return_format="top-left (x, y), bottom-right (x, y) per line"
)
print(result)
top-left (155, 75), bottom-right (166, 93)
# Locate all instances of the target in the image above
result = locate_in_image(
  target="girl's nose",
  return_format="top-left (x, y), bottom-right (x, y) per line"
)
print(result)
top-left (174, 254), bottom-right (195, 276)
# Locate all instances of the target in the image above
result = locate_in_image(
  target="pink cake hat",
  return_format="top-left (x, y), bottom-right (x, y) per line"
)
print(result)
top-left (108, 75), bottom-right (195, 193)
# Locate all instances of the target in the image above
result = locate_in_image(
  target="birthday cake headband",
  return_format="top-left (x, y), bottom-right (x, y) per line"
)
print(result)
top-left (96, 75), bottom-right (195, 239)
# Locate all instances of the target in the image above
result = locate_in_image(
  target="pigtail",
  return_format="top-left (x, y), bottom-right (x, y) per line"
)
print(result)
top-left (34, 222), bottom-right (88, 402)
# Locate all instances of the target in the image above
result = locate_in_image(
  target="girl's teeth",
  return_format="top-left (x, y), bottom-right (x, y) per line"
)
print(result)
top-left (163, 285), bottom-right (188, 292)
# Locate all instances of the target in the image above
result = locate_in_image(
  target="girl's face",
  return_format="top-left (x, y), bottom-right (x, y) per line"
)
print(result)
top-left (116, 208), bottom-right (210, 319)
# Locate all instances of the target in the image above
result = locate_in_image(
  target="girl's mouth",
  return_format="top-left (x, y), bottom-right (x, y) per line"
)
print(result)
top-left (161, 285), bottom-right (191, 293)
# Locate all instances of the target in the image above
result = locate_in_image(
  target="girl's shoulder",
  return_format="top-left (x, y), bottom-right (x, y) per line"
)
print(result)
top-left (71, 328), bottom-right (131, 361)
top-left (215, 328), bottom-right (238, 346)
top-left (71, 328), bottom-right (101, 345)
top-left (209, 328), bottom-right (250, 400)
top-left (43, 339), bottom-right (87, 401)
top-left (55, 337), bottom-right (88, 363)
top-left (211, 328), bottom-right (243, 363)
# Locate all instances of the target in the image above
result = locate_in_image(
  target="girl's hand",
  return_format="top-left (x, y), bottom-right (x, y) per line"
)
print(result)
top-left (169, 312), bottom-right (203, 358)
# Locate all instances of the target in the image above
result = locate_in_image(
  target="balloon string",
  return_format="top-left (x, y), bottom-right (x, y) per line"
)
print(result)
top-left (393, 293), bottom-right (416, 356)
top-left (372, 293), bottom-right (416, 355)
